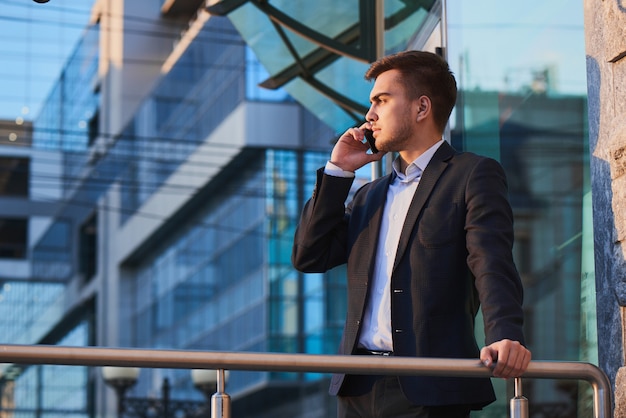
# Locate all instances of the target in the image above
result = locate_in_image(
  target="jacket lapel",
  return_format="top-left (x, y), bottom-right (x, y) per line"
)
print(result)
top-left (393, 142), bottom-right (455, 271)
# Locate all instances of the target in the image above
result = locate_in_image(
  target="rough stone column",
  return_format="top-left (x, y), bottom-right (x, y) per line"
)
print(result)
top-left (584, 0), bottom-right (626, 414)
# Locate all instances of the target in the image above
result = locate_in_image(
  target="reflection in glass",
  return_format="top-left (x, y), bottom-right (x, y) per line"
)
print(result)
top-left (447, 2), bottom-right (594, 416)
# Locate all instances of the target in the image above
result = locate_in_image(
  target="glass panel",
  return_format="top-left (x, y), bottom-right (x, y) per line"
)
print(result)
top-left (31, 219), bottom-right (73, 280)
top-left (0, 0), bottom-right (96, 120)
top-left (0, 282), bottom-right (65, 345)
top-left (228, 1), bottom-right (362, 74)
top-left (272, 1), bottom-right (361, 40)
top-left (33, 24), bottom-right (100, 152)
top-left (227, 0), bottom-right (438, 132)
top-left (447, 2), bottom-right (593, 416)
top-left (246, 48), bottom-right (291, 101)
top-left (8, 322), bottom-right (90, 417)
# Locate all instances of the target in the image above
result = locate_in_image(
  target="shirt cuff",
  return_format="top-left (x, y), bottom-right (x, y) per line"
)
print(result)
top-left (324, 161), bottom-right (356, 178)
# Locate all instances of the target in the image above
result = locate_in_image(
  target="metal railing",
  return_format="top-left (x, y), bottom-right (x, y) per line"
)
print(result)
top-left (0, 344), bottom-right (612, 418)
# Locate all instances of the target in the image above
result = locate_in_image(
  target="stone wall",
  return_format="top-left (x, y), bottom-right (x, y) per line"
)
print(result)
top-left (583, 0), bottom-right (626, 415)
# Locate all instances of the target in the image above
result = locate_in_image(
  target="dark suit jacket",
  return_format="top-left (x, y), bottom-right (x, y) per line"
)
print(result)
top-left (292, 141), bottom-right (525, 409)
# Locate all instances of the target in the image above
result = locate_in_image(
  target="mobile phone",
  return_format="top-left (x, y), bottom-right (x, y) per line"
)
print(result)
top-left (363, 129), bottom-right (379, 154)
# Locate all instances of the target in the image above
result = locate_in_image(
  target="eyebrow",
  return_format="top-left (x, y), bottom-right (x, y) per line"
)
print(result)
top-left (370, 92), bottom-right (391, 103)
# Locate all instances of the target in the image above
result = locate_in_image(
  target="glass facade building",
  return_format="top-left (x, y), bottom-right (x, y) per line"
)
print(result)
top-left (126, 149), bottom-right (340, 393)
top-left (447, 4), bottom-right (594, 415)
top-left (0, 1), bottom-right (597, 417)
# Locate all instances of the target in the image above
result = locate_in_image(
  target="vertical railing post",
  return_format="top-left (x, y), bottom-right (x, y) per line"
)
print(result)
top-left (510, 377), bottom-right (529, 418)
top-left (211, 369), bottom-right (231, 418)
top-left (162, 377), bottom-right (170, 418)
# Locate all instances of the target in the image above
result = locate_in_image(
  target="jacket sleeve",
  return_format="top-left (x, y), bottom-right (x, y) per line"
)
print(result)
top-left (291, 168), bottom-right (355, 273)
top-left (465, 157), bottom-right (526, 346)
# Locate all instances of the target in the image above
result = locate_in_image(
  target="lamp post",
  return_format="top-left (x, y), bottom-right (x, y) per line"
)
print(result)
top-left (101, 367), bottom-right (139, 417)
top-left (102, 367), bottom-right (224, 418)
top-left (190, 369), bottom-right (218, 402)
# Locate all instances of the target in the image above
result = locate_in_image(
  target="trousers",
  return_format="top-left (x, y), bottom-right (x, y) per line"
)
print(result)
top-left (337, 375), bottom-right (471, 418)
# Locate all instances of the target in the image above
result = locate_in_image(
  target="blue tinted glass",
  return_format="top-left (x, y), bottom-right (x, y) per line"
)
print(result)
top-left (246, 48), bottom-right (291, 101)
top-left (447, 2), bottom-right (593, 415)
top-left (228, 1), bottom-right (437, 132)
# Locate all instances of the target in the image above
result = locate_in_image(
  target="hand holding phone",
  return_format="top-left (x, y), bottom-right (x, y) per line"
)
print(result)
top-left (363, 129), bottom-right (379, 154)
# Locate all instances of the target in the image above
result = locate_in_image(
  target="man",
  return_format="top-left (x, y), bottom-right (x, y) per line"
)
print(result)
top-left (291, 50), bottom-right (531, 417)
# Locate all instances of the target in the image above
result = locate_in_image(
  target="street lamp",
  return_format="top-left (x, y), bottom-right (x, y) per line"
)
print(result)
top-left (102, 367), bottom-right (223, 418)
top-left (101, 367), bottom-right (139, 417)
top-left (190, 369), bottom-right (217, 401)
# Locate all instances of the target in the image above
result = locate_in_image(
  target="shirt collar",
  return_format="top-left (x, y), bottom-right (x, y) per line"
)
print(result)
top-left (392, 138), bottom-right (445, 183)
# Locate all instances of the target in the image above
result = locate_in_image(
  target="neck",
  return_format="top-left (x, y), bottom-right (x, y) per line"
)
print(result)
top-left (397, 155), bottom-right (411, 174)
top-left (398, 138), bottom-right (441, 173)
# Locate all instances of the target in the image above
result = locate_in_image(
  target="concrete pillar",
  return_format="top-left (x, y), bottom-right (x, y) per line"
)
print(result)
top-left (583, 0), bottom-right (626, 414)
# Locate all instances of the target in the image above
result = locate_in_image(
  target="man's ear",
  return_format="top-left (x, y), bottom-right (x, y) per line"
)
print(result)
top-left (416, 96), bottom-right (431, 121)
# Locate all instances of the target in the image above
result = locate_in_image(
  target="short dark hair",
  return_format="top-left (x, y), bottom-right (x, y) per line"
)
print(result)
top-left (365, 50), bottom-right (457, 132)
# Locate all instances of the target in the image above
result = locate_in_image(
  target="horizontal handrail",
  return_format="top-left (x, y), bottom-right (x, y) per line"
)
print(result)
top-left (0, 344), bottom-right (612, 418)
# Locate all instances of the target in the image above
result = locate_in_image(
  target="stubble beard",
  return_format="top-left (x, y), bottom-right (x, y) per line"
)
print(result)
top-left (375, 120), bottom-right (414, 153)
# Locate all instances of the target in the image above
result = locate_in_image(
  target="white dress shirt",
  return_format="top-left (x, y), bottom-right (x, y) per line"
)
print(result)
top-left (325, 139), bottom-right (445, 352)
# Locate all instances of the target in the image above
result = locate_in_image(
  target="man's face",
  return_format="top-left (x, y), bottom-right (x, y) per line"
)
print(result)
top-left (365, 69), bottom-right (418, 153)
